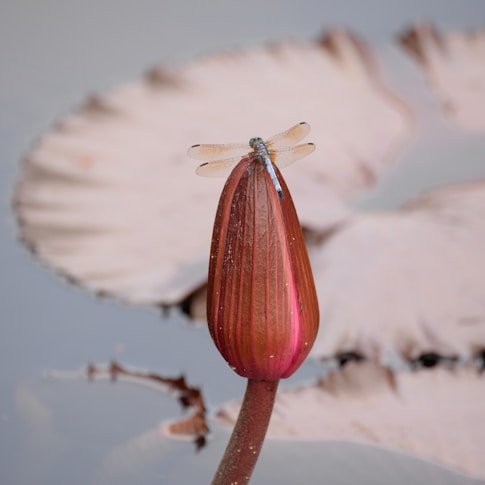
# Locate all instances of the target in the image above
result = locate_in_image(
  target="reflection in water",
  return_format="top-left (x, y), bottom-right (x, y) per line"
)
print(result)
top-left (14, 384), bottom-right (70, 485)
top-left (13, 377), bottom-right (481, 485)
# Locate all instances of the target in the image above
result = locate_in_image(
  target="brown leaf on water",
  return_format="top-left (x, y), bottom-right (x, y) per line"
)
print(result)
top-left (87, 361), bottom-right (209, 448)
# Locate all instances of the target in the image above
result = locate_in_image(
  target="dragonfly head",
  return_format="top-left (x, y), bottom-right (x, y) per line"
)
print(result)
top-left (249, 136), bottom-right (264, 149)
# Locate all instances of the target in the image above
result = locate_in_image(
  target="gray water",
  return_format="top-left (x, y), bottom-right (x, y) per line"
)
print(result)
top-left (1, 1), bottom-right (485, 484)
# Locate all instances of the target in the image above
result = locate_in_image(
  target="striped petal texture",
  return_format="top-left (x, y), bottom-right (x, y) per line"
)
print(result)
top-left (207, 155), bottom-right (320, 380)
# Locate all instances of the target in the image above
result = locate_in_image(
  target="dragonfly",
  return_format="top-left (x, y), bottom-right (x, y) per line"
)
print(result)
top-left (187, 122), bottom-right (315, 199)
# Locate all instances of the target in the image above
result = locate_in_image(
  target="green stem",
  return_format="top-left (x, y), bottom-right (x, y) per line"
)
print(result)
top-left (211, 378), bottom-right (279, 485)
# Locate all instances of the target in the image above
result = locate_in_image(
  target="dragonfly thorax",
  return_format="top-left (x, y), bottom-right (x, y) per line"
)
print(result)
top-left (190, 122), bottom-right (315, 199)
top-left (249, 137), bottom-right (270, 160)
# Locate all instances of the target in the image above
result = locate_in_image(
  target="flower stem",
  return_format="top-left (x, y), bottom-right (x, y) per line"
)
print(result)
top-left (211, 378), bottom-right (279, 485)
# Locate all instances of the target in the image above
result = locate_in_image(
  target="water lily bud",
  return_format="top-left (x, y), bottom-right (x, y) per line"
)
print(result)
top-left (207, 155), bottom-right (319, 380)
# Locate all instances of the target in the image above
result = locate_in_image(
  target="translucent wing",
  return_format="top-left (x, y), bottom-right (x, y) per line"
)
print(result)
top-left (195, 158), bottom-right (240, 177)
top-left (265, 122), bottom-right (311, 150)
top-left (271, 143), bottom-right (316, 168)
top-left (191, 121), bottom-right (313, 176)
top-left (187, 143), bottom-right (250, 162)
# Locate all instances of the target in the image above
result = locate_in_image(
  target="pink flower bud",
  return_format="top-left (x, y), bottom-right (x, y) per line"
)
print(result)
top-left (207, 155), bottom-right (319, 380)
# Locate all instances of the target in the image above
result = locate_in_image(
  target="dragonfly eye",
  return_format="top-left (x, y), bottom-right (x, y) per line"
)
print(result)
top-left (249, 137), bottom-right (263, 148)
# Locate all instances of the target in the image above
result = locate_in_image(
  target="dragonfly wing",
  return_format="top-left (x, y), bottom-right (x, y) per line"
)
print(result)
top-left (265, 122), bottom-right (311, 150)
top-left (187, 143), bottom-right (249, 161)
top-left (195, 158), bottom-right (240, 177)
top-left (272, 143), bottom-right (316, 168)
